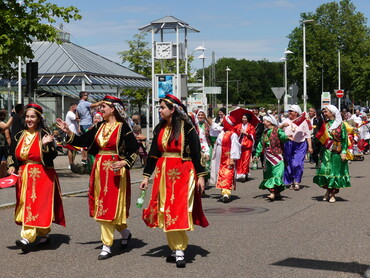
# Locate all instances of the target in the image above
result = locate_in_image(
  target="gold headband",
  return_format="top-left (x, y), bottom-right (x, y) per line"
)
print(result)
top-left (26, 107), bottom-right (42, 116)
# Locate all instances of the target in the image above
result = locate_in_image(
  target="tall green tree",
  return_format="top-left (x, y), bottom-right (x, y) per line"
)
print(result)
top-left (200, 57), bottom-right (283, 106)
top-left (0, 0), bottom-right (81, 77)
top-left (287, 0), bottom-right (370, 108)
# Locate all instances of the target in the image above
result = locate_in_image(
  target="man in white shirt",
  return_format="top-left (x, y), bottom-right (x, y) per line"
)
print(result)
top-left (350, 109), bottom-right (363, 126)
top-left (65, 103), bottom-right (79, 168)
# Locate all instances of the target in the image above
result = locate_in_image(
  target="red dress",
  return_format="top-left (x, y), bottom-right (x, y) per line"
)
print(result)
top-left (235, 123), bottom-right (256, 179)
top-left (15, 132), bottom-right (65, 228)
top-left (88, 123), bottom-right (131, 223)
top-left (143, 125), bottom-right (208, 231)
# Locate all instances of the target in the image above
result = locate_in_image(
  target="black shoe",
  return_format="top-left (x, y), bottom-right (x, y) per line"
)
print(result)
top-left (120, 233), bottom-right (132, 249)
top-left (37, 237), bottom-right (50, 247)
top-left (98, 252), bottom-right (112, 260)
top-left (176, 257), bottom-right (186, 268)
top-left (15, 239), bottom-right (30, 252)
top-left (222, 195), bottom-right (230, 203)
top-left (166, 255), bottom-right (176, 263)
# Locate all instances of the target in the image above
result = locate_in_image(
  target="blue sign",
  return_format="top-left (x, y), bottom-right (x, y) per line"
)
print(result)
top-left (157, 75), bottom-right (173, 98)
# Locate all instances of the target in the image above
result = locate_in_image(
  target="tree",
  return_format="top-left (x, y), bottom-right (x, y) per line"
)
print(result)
top-left (0, 0), bottom-right (81, 77)
top-left (287, 0), bottom-right (370, 108)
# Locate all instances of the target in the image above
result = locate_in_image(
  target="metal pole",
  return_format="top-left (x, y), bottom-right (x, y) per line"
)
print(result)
top-left (18, 56), bottom-right (22, 104)
top-left (151, 29), bottom-right (156, 128)
top-left (146, 88), bottom-right (150, 141)
top-left (303, 22), bottom-right (307, 112)
top-left (226, 68), bottom-right (229, 113)
top-left (338, 49), bottom-right (341, 111)
top-left (284, 58), bottom-right (287, 111)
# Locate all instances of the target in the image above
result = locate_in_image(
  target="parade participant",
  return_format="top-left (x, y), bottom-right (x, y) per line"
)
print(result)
top-left (56, 95), bottom-right (139, 260)
top-left (235, 113), bottom-right (256, 182)
top-left (308, 107), bottom-right (321, 166)
top-left (252, 107), bottom-right (264, 168)
top-left (213, 115), bottom-right (241, 202)
top-left (196, 110), bottom-right (211, 183)
top-left (139, 94), bottom-right (208, 268)
top-left (253, 114), bottom-right (290, 201)
top-left (280, 105), bottom-right (313, 190)
top-left (209, 107), bottom-right (226, 147)
top-left (7, 103), bottom-right (65, 252)
top-left (313, 105), bottom-right (351, 203)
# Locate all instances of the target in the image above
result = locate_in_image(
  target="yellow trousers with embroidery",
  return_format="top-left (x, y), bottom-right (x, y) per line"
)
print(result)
top-left (166, 231), bottom-right (188, 251)
top-left (21, 226), bottom-right (51, 243)
top-left (100, 222), bottom-right (127, 246)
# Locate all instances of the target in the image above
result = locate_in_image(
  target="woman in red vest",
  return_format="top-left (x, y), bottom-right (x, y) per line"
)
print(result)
top-left (8, 103), bottom-right (65, 252)
top-left (235, 113), bottom-right (256, 182)
top-left (140, 94), bottom-right (208, 268)
top-left (57, 96), bottom-right (138, 260)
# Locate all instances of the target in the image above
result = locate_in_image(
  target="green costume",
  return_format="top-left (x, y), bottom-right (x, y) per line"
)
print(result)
top-left (255, 128), bottom-right (289, 191)
top-left (313, 121), bottom-right (351, 189)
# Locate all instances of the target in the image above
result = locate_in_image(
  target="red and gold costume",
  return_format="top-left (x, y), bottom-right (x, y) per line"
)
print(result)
top-left (214, 116), bottom-right (241, 198)
top-left (8, 129), bottom-right (65, 242)
top-left (235, 123), bottom-right (256, 180)
top-left (66, 120), bottom-right (138, 246)
top-left (143, 118), bottom-right (208, 253)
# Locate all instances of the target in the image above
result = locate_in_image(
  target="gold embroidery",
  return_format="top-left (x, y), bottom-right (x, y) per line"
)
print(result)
top-left (218, 179), bottom-right (228, 188)
top-left (96, 199), bottom-right (109, 217)
top-left (168, 168), bottom-right (180, 203)
top-left (102, 159), bottom-right (114, 195)
top-left (165, 207), bottom-right (178, 227)
top-left (148, 207), bottom-right (156, 225)
top-left (25, 205), bottom-right (39, 223)
top-left (154, 166), bottom-right (160, 179)
top-left (28, 167), bottom-right (41, 202)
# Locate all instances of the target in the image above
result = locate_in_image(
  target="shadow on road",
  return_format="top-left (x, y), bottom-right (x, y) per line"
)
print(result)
top-left (311, 196), bottom-right (349, 202)
top-left (272, 257), bottom-right (368, 275)
top-left (142, 244), bottom-right (210, 264)
top-left (7, 234), bottom-right (70, 253)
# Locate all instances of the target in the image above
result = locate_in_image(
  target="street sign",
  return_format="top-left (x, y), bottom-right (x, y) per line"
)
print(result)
top-left (321, 91), bottom-right (331, 109)
top-left (204, 87), bottom-right (221, 94)
top-left (336, 89), bottom-right (344, 98)
top-left (271, 87), bottom-right (285, 100)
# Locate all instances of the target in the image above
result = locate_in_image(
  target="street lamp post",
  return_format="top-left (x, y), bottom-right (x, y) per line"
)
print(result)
top-left (195, 43), bottom-right (206, 94)
top-left (280, 49), bottom-right (293, 112)
top-left (226, 66), bottom-right (231, 113)
top-left (303, 19), bottom-right (314, 112)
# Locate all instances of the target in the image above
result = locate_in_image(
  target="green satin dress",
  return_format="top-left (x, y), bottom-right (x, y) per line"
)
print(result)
top-left (255, 128), bottom-right (289, 191)
top-left (313, 121), bottom-right (351, 189)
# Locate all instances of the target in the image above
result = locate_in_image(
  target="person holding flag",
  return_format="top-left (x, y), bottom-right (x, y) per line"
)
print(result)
top-left (313, 105), bottom-right (351, 203)
top-left (280, 105), bottom-right (313, 190)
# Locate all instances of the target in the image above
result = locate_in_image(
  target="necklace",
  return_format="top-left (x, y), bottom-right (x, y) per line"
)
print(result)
top-left (102, 122), bottom-right (117, 138)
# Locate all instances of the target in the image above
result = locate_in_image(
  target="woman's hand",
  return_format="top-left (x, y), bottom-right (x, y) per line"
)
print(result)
top-left (56, 118), bottom-right (72, 135)
top-left (7, 166), bottom-right (16, 175)
top-left (42, 134), bottom-right (54, 145)
top-left (341, 153), bottom-right (347, 161)
top-left (197, 176), bottom-right (205, 194)
top-left (111, 160), bottom-right (127, 171)
top-left (140, 177), bottom-right (149, 190)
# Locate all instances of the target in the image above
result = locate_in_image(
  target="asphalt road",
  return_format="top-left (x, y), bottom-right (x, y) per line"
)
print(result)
top-left (0, 154), bottom-right (369, 278)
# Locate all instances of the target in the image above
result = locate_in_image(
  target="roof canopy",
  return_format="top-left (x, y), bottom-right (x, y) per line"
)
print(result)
top-left (139, 16), bottom-right (200, 33)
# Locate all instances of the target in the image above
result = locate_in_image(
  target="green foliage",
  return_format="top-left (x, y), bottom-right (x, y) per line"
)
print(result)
top-left (198, 57), bottom-right (284, 105)
top-left (0, 0), bottom-right (81, 77)
top-left (287, 0), bottom-right (370, 107)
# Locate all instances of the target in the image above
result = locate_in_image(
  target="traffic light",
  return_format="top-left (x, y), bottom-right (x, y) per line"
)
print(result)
top-left (26, 61), bottom-right (38, 95)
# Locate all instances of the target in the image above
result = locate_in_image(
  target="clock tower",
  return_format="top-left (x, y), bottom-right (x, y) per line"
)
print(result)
top-left (139, 16), bottom-right (200, 127)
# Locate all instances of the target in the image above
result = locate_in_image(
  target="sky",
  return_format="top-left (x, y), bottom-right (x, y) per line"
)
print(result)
top-left (50, 0), bottom-right (370, 71)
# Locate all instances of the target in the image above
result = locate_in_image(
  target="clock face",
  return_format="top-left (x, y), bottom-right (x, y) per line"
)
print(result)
top-left (156, 42), bottom-right (172, 59)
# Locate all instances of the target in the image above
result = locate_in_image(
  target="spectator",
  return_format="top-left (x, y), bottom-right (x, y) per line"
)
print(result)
top-left (65, 103), bottom-right (79, 169)
top-left (76, 91), bottom-right (102, 164)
